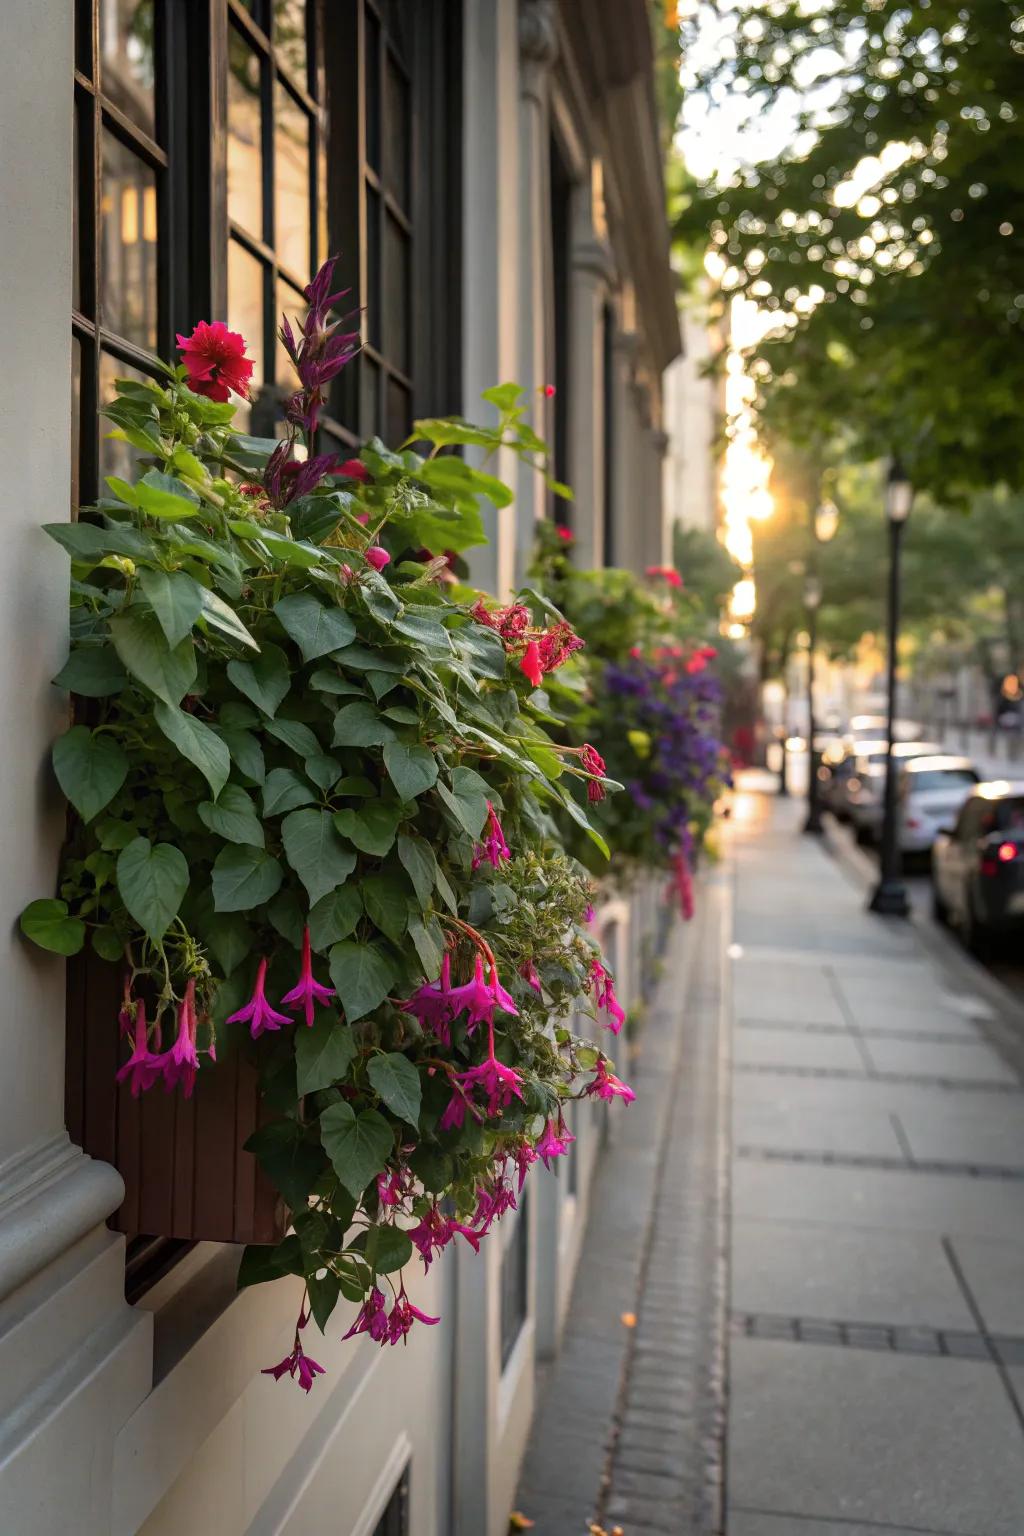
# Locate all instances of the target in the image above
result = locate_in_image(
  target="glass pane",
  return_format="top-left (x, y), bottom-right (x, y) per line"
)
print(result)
top-left (385, 376), bottom-right (409, 446)
top-left (228, 239), bottom-right (267, 432)
top-left (274, 83), bottom-right (311, 279)
top-left (383, 51), bottom-right (409, 208)
top-left (228, 28), bottom-right (264, 239)
top-left (73, 104), bottom-right (82, 312)
top-left (276, 277), bottom-right (307, 387)
top-left (71, 336), bottom-right (82, 511)
top-left (365, 8), bottom-right (381, 174)
top-left (100, 0), bottom-right (156, 138)
top-left (99, 352), bottom-right (151, 483)
top-left (274, 0), bottom-right (308, 84)
top-left (366, 187), bottom-right (381, 349)
top-left (383, 213), bottom-right (408, 372)
top-left (360, 357), bottom-right (379, 438)
top-left (100, 131), bottom-right (158, 349)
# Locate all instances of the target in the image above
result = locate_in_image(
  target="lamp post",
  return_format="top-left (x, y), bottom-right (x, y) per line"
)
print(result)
top-left (803, 499), bottom-right (839, 835)
top-left (869, 461), bottom-right (914, 916)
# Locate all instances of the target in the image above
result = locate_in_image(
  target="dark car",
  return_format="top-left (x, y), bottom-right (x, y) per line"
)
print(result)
top-left (931, 781), bottom-right (1024, 953)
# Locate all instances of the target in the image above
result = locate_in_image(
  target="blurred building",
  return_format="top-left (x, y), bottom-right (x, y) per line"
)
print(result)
top-left (0, 2), bottom-right (679, 1534)
top-left (662, 298), bottom-right (720, 540)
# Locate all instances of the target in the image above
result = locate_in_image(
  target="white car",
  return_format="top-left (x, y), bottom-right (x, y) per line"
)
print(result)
top-left (844, 741), bottom-right (942, 840)
top-left (898, 756), bottom-right (980, 854)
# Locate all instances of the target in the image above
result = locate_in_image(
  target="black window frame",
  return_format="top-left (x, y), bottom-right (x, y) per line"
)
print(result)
top-left (372, 1466), bottom-right (411, 1536)
top-left (500, 1192), bottom-right (529, 1369)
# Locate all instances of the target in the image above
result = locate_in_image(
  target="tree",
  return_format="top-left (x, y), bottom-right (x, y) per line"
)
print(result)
top-left (678, 0), bottom-right (1024, 499)
top-left (672, 523), bottom-right (742, 611)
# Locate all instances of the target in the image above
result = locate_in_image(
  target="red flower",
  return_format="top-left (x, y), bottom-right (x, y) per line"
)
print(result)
top-left (645, 565), bottom-right (683, 589)
top-left (580, 743), bottom-right (607, 802)
top-left (340, 458), bottom-right (370, 482)
top-left (543, 383), bottom-right (557, 398)
top-left (556, 526), bottom-right (573, 542)
top-left (521, 641), bottom-right (544, 688)
top-left (176, 321), bottom-right (254, 402)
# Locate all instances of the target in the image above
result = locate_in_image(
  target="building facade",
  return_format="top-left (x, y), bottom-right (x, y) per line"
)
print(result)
top-left (0, 2), bottom-right (678, 1532)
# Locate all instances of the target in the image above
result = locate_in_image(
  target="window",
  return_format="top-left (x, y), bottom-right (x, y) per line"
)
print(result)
top-left (500, 1193), bottom-right (529, 1368)
top-left (372, 1468), bottom-right (410, 1536)
top-left (602, 300), bottom-right (615, 567)
top-left (549, 133), bottom-right (572, 526)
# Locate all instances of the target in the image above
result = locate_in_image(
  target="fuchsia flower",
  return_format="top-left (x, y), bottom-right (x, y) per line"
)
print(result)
top-left (160, 981), bottom-right (201, 1098)
top-left (343, 1287), bottom-right (390, 1343)
top-left (402, 952), bottom-right (456, 1043)
top-left (261, 1341), bottom-right (326, 1393)
top-left (446, 955), bottom-right (513, 1035)
top-left (590, 959), bottom-right (626, 1034)
top-left (580, 742), bottom-right (607, 803)
top-left (520, 959), bottom-right (542, 994)
top-left (115, 1001), bottom-right (163, 1098)
top-left (387, 1283), bottom-right (441, 1344)
top-left (409, 1205), bottom-right (483, 1270)
top-left (536, 621), bottom-right (584, 674)
top-left (520, 640), bottom-right (544, 688)
top-left (584, 903), bottom-right (596, 925)
top-left (543, 383), bottom-right (557, 398)
top-left (645, 564), bottom-right (683, 589)
top-left (227, 957), bottom-right (292, 1039)
top-left (340, 458), bottom-right (370, 482)
top-left (536, 1116), bottom-right (575, 1170)
top-left (584, 1057), bottom-right (636, 1104)
top-left (457, 1054), bottom-right (524, 1119)
top-left (512, 1140), bottom-right (539, 1191)
top-left (556, 526), bottom-right (573, 542)
top-left (176, 320), bottom-right (254, 402)
top-left (280, 927), bottom-right (336, 1028)
top-left (439, 1082), bottom-right (473, 1132)
top-left (365, 545), bottom-right (391, 571)
top-left (376, 1167), bottom-right (411, 1208)
top-left (473, 1174), bottom-right (518, 1231)
top-left (472, 802), bottom-right (511, 871)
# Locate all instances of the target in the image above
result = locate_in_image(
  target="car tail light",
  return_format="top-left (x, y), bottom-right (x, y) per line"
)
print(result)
top-left (998, 841), bottom-right (1018, 862)
top-left (906, 817), bottom-right (921, 830)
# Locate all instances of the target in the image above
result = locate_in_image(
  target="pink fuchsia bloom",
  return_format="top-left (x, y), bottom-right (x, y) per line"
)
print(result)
top-left (439, 1083), bottom-right (471, 1132)
top-left (645, 564), bottom-right (683, 589)
top-left (115, 1000), bottom-right (163, 1097)
top-left (386, 1284), bottom-right (441, 1344)
top-left (472, 801), bottom-right (511, 871)
top-left (261, 1339), bottom-right (326, 1393)
top-left (671, 847), bottom-right (695, 921)
top-left (280, 927), bottom-right (336, 1028)
top-left (520, 959), bottom-right (542, 994)
top-left (584, 903), bottom-right (596, 925)
top-left (580, 742), bottom-right (607, 803)
top-left (343, 1287), bottom-right (390, 1343)
top-left (402, 952), bottom-right (456, 1043)
top-left (227, 957), bottom-right (292, 1039)
top-left (520, 640), bottom-right (544, 688)
top-left (584, 1057), bottom-right (636, 1104)
top-left (176, 320), bottom-right (254, 401)
top-left (488, 961), bottom-right (519, 1018)
top-left (160, 981), bottom-right (201, 1097)
top-left (409, 1206), bottom-right (483, 1270)
top-left (339, 457), bottom-right (370, 482)
top-left (512, 1140), bottom-right (539, 1192)
top-left (376, 1168), bottom-right (408, 1208)
top-left (447, 955), bottom-right (498, 1034)
top-left (536, 1116), bottom-right (574, 1170)
top-left (590, 959), bottom-right (626, 1034)
top-left (685, 652), bottom-right (708, 675)
top-left (473, 1175), bottom-right (518, 1231)
top-left (543, 383), bottom-right (557, 398)
top-left (365, 545), bottom-right (391, 571)
top-left (458, 1053), bottom-right (524, 1119)
top-left (556, 525), bottom-right (573, 541)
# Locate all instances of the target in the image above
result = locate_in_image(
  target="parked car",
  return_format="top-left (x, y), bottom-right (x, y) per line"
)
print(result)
top-left (842, 740), bottom-right (942, 839)
top-left (897, 755), bottom-right (980, 854)
top-left (932, 780), bottom-right (1024, 952)
top-left (847, 715), bottom-right (923, 744)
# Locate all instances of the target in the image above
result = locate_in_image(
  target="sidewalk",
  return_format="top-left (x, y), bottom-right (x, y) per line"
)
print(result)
top-left (515, 776), bottom-right (1024, 1536)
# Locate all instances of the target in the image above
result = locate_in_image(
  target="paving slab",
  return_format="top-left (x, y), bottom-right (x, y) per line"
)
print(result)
top-left (860, 1036), bottom-right (1017, 1085)
top-left (730, 1515), bottom-right (973, 1536)
top-left (733, 969), bottom-right (844, 1025)
top-left (948, 1236), bottom-right (1024, 1336)
top-left (846, 1006), bottom-right (984, 1040)
top-left (898, 1105), bottom-right (1024, 1169)
top-left (732, 1102), bottom-right (905, 1159)
top-left (729, 1337), bottom-right (1024, 1534)
top-left (732, 1026), bottom-right (865, 1072)
top-left (731, 1221), bottom-right (976, 1331)
top-left (732, 1072), bottom-right (1018, 1119)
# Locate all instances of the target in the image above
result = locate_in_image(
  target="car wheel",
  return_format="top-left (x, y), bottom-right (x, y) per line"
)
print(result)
top-left (931, 882), bottom-right (948, 924)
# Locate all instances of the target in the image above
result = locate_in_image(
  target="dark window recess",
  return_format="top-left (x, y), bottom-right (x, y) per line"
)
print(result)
top-left (566, 1101), bottom-right (579, 1197)
top-left (372, 1467), bottom-right (411, 1536)
top-left (602, 300), bottom-right (615, 568)
top-left (549, 132), bottom-right (572, 526)
top-left (500, 1193), bottom-right (529, 1368)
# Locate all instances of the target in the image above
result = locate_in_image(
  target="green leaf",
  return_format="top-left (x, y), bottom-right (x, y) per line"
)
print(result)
top-left (397, 833), bottom-right (437, 908)
top-left (116, 837), bottom-right (189, 943)
top-left (110, 608), bottom-right (197, 706)
top-left (44, 520), bottom-right (153, 565)
top-left (320, 1101), bottom-right (393, 1198)
top-left (307, 1269), bottom-right (342, 1332)
top-left (418, 455), bottom-right (514, 510)
top-left (134, 469), bottom-right (201, 520)
top-left (91, 925), bottom-right (125, 961)
top-left (365, 1224), bottom-right (413, 1277)
top-left (20, 898), bottom-right (86, 956)
top-left (437, 765), bottom-right (490, 840)
top-left (266, 886), bottom-right (305, 947)
top-left (274, 592), bottom-right (357, 662)
top-left (153, 701), bottom-right (231, 798)
top-left (482, 381), bottom-right (525, 412)
top-left (382, 741), bottom-right (438, 800)
top-left (331, 701), bottom-right (396, 748)
top-left (198, 587), bottom-right (259, 650)
top-left (309, 668), bottom-right (365, 697)
top-left (245, 1121), bottom-right (326, 1209)
top-left (263, 715), bottom-right (321, 758)
top-left (332, 801), bottom-right (403, 857)
top-left (328, 940), bottom-right (398, 1022)
top-left (227, 642), bottom-right (290, 717)
top-left (332, 644), bottom-right (406, 674)
top-left (367, 1052), bottom-right (421, 1129)
top-left (237, 1235), bottom-right (304, 1289)
top-left (560, 791), bottom-right (611, 859)
top-left (408, 915), bottom-right (445, 977)
top-left (211, 845), bottom-right (283, 911)
top-left (52, 646), bottom-right (128, 697)
top-left (262, 766), bottom-right (316, 817)
top-left (362, 870), bottom-right (414, 942)
top-left (204, 911), bottom-right (254, 976)
top-left (52, 726), bottom-right (128, 823)
top-left (308, 886), bottom-right (362, 951)
top-left (197, 783), bottom-right (264, 847)
top-left (281, 808), bottom-right (357, 904)
top-left (305, 753), bottom-right (341, 792)
top-left (138, 567), bottom-right (204, 647)
top-left (218, 726), bottom-right (265, 785)
top-left (408, 1146), bottom-right (453, 1194)
top-left (295, 1018), bottom-right (357, 1096)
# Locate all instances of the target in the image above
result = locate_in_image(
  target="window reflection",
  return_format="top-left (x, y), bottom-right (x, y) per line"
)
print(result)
top-left (383, 213), bottom-right (408, 372)
top-left (274, 0), bottom-right (308, 83)
top-left (274, 83), bottom-right (311, 278)
top-left (100, 0), bottom-right (156, 138)
top-left (100, 131), bottom-right (158, 349)
top-left (71, 337), bottom-right (82, 510)
top-left (228, 28), bottom-right (264, 239)
top-left (383, 51), bottom-right (408, 209)
top-left (276, 277), bottom-right (307, 387)
top-left (99, 352), bottom-right (150, 483)
top-left (228, 241), bottom-right (266, 432)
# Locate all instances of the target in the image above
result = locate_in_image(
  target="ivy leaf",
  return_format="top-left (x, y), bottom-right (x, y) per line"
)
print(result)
top-left (212, 845), bottom-right (283, 911)
top-left (227, 642), bottom-right (290, 717)
top-left (332, 801), bottom-right (403, 857)
top-left (397, 834), bottom-right (437, 908)
top-left (365, 1224), bottom-right (413, 1277)
top-left (134, 469), bottom-right (200, 520)
top-left (245, 1121), bottom-right (327, 1209)
top-left (20, 897), bottom-right (86, 955)
top-left (320, 1100), bottom-right (393, 1198)
top-left (307, 1269), bottom-right (342, 1332)
top-left (52, 646), bottom-right (128, 697)
top-left (153, 701), bottom-right (231, 798)
top-left (274, 592), bottom-right (357, 662)
top-left (110, 608), bottom-right (197, 706)
top-left (331, 701), bottom-right (396, 748)
top-left (198, 783), bottom-right (264, 847)
top-left (198, 587), bottom-right (258, 650)
top-left (308, 885), bottom-right (363, 951)
top-left (262, 766), bottom-right (316, 817)
top-left (309, 669), bottom-right (366, 697)
top-left (237, 1235), bottom-right (304, 1290)
top-left (328, 940), bottom-right (398, 1022)
top-left (217, 726), bottom-right (266, 785)
top-left (367, 1052), bottom-right (421, 1129)
top-left (116, 836), bottom-right (189, 943)
top-left (362, 870), bottom-right (415, 942)
top-left (408, 915), bottom-right (445, 978)
top-left (263, 715), bottom-right (321, 758)
top-left (92, 926), bottom-right (125, 962)
top-left (203, 911), bottom-right (254, 975)
top-left (282, 808), bottom-right (357, 904)
top-left (437, 765), bottom-right (490, 840)
top-left (267, 887), bottom-right (306, 948)
top-left (52, 726), bottom-right (129, 822)
top-left (306, 753), bottom-right (341, 792)
top-left (138, 567), bottom-right (204, 647)
top-left (382, 741), bottom-right (438, 801)
top-left (295, 1017), bottom-right (357, 1096)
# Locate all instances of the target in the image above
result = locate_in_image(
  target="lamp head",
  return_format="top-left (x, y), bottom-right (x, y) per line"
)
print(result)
top-left (804, 574), bottom-right (822, 611)
top-left (886, 460), bottom-right (914, 523)
top-left (815, 500), bottom-right (840, 543)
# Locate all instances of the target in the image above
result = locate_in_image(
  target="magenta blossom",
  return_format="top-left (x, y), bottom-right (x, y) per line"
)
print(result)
top-left (590, 958), bottom-right (626, 1035)
top-left (457, 1054), bottom-right (524, 1118)
top-left (439, 1080), bottom-right (477, 1132)
top-left (536, 1116), bottom-right (575, 1170)
top-left (584, 1057), bottom-right (636, 1104)
top-left (520, 959), bottom-right (542, 994)
top-left (115, 1000), bottom-right (163, 1097)
top-left (387, 1284), bottom-right (441, 1344)
top-left (512, 1140), bottom-right (539, 1192)
top-left (446, 955), bottom-right (498, 1034)
top-left (160, 982), bottom-right (201, 1098)
top-left (584, 903), bottom-right (596, 924)
top-left (365, 545), bottom-right (391, 571)
top-left (409, 1205), bottom-right (483, 1270)
top-left (472, 802), bottom-right (511, 871)
top-left (343, 1287), bottom-right (390, 1344)
top-left (473, 1175), bottom-right (518, 1232)
top-left (261, 1336), bottom-right (326, 1394)
top-left (402, 952), bottom-right (456, 1042)
top-left (376, 1167), bottom-right (411, 1208)
top-left (227, 957), bottom-right (292, 1039)
top-left (280, 926), bottom-right (336, 1028)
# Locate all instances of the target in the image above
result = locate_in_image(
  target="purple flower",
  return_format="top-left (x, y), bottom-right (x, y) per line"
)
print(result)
top-left (227, 957), bottom-right (292, 1039)
top-left (386, 1284), bottom-right (441, 1344)
top-left (343, 1287), bottom-right (390, 1343)
top-left (280, 926), bottom-right (336, 1028)
top-left (590, 959), bottom-right (626, 1034)
top-left (159, 982), bottom-right (201, 1098)
top-left (409, 1206), bottom-right (483, 1270)
top-left (446, 955), bottom-right (498, 1034)
top-left (115, 1000), bottom-right (163, 1097)
top-left (261, 1335), bottom-right (326, 1394)
top-left (457, 1053), bottom-right (524, 1119)
top-left (536, 1116), bottom-right (574, 1170)
top-left (472, 802), bottom-right (511, 870)
top-left (402, 951), bottom-right (456, 1042)
top-left (473, 1175), bottom-right (518, 1231)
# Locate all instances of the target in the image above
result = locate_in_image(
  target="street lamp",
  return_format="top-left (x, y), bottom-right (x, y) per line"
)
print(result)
top-left (803, 500), bottom-right (838, 835)
top-left (869, 460), bottom-right (914, 916)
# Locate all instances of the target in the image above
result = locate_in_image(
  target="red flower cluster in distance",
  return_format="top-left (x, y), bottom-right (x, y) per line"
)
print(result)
top-left (645, 564), bottom-right (683, 589)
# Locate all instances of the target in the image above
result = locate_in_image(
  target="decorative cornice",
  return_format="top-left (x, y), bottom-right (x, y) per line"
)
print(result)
top-left (0, 1132), bottom-right (124, 1306)
top-left (573, 234), bottom-right (616, 287)
top-left (519, 0), bottom-right (558, 69)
